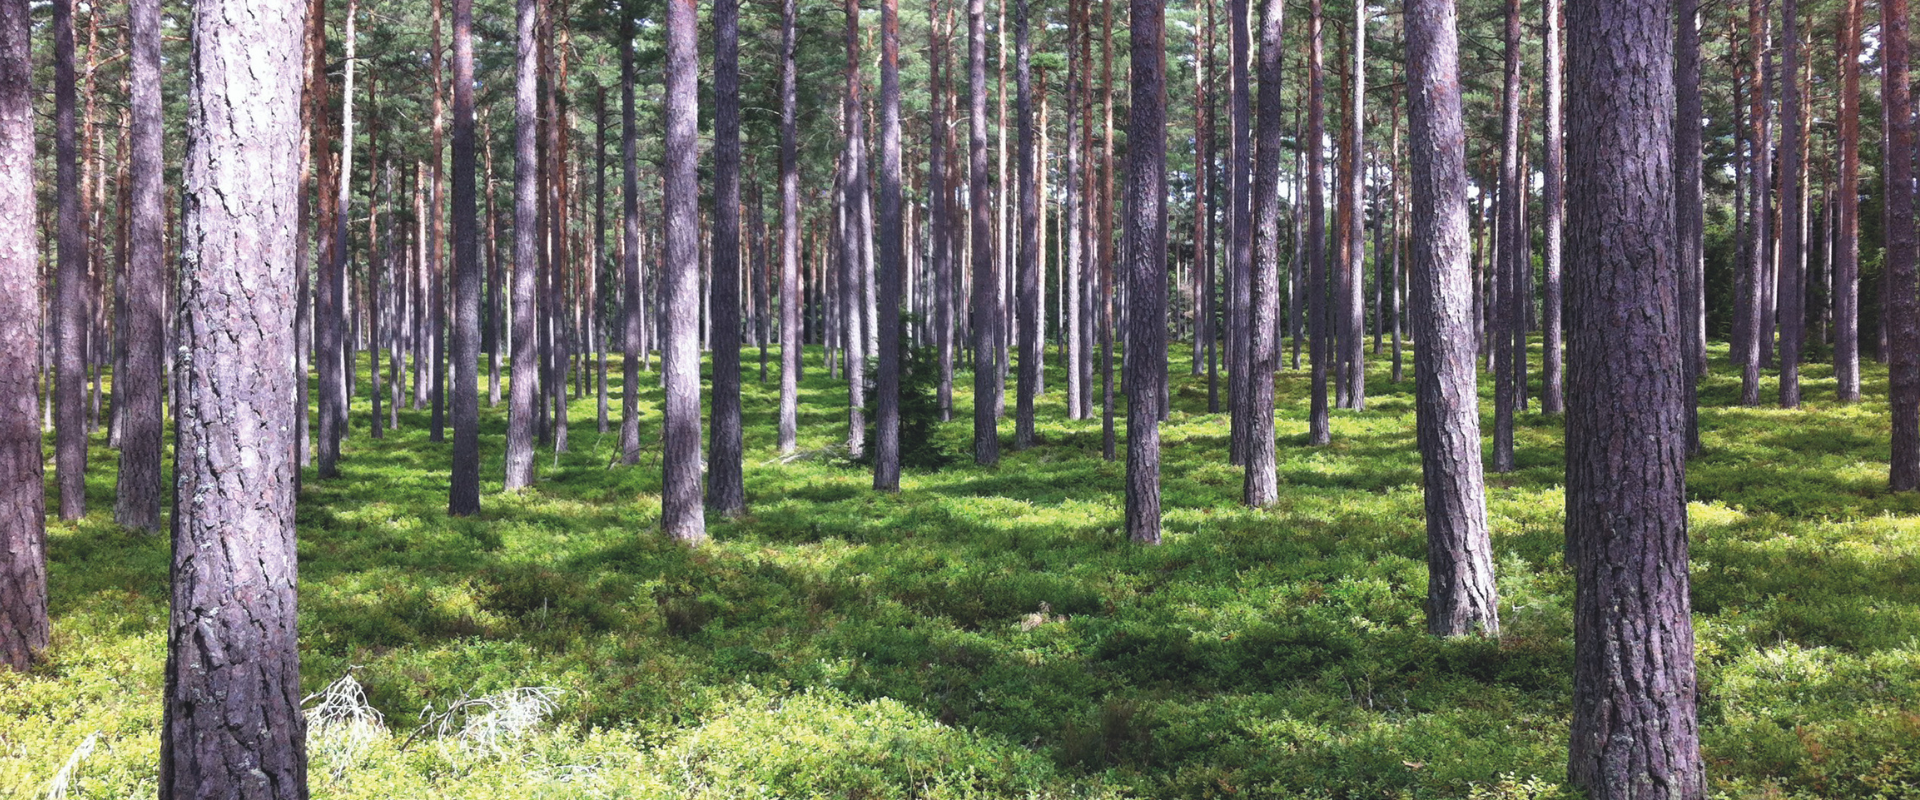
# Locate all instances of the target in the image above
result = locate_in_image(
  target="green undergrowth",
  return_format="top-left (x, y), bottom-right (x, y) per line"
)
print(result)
top-left (5, 340), bottom-right (1919, 799)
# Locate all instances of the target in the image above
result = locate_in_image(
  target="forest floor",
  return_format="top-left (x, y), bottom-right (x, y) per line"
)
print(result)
top-left (6, 341), bottom-right (1920, 799)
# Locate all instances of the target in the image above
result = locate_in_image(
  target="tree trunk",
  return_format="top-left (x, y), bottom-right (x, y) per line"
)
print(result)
top-left (1406, 0), bottom-right (1499, 637)
top-left (1244, 0), bottom-right (1283, 506)
top-left (0, 0), bottom-right (47, 671)
top-left (844, 0), bottom-right (870, 459)
top-left (930, 0), bottom-right (954, 424)
top-left (161, 0), bottom-right (308, 792)
top-left (504, 0), bottom-right (540, 489)
top-left (1013, 0), bottom-right (1039, 450)
top-left (1306, 0), bottom-right (1330, 445)
top-left (1564, 0), bottom-right (1703, 789)
top-left (114, 0), bottom-right (163, 531)
top-left (1342, 0), bottom-right (1366, 411)
top-left (1492, 0), bottom-right (1521, 473)
top-left (875, 0), bottom-right (906, 486)
top-left (1227, 0), bottom-right (1253, 464)
top-left (709, 0), bottom-right (746, 514)
top-left (1541, 0), bottom-right (1565, 415)
top-left (1673, 0), bottom-right (1702, 452)
top-left (1886, 0), bottom-right (1918, 490)
top-left (449, 0), bottom-right (481, 515)
top-left (53, 0), bottom-right (86, 520)
top-left (1099, 0), bottom-right (1115, 462)
top-left (1834, 0), bottom-right (1862, 402)
top-left (430, 0), bottom-right (449, 442)
top-left (662, 0), bottom-right (707, 543)
top-left (778, 0), bottom-right (803, 451)
top-left (1123, 0), bottom-right (1165, 544)
top-left (970, 0), bottom-right (1000, 465)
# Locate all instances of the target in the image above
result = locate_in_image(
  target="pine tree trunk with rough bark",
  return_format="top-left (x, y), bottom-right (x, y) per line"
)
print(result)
top-left (161, 0), bottom-right (309, 792)
top-left (1245, 0), bottom-right (1283, 507)
top-left (970, 0), bottom-right (1000, 465)
top-left (1564, 0), bottom-right (1703, 789)
top-left (779, 0), bottom-right (803, 451)
top-left (0, 0), bottom-right (47, 672)
top-left (1306, 0), bottom-right (1330, 446)
top-left (875, 0), bottom-right (906, 487)
top-left (115, 0), bottom-right (164, 531)
top-left (1123, 0), bottom-right (1165, 544)
top-left (53, 0), bottom-right (87, 520)
top-left (661, 0), bottom-right (707, 543)
top-left (709, 0), bottom-right (746, 514)
top-left (505, 0), bottom-right (540, 489)
top-left (1885, 0), bottom-right (1918, 491)
top-left (1834, 0), bottom-right (1862, 403)
top-left (449, 0), bottom-right (481, 515)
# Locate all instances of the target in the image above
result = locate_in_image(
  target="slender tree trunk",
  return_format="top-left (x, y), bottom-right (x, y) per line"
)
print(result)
top-left (1541, 0), bottom-right (1564, 414)
top-left (1834, 0), bottom-right (1862, 402)
top-left (1564, 0), bottom-right (1702, 789)
top-left (1492, 0), bottom-right (1521, 473)
top-left (0, 0), bottom-right (47, 671)
top-left (709, 0), bottom-right (746, 514)
top-left (1099, 0), bottom-right (1116, 462)
top-left (430, 0), bottom-right (449, 441)
top-left (1124, 0), bottom-right (1166, 544)
top-left (53, 0), bottom-right (86, 520)
top-left (1674, 0), bottom-right (1702, 453)
top-left (1013, 0), bottom-right (1039, 450)
top-left (777, 0), bottom-right (804, 451)
top-left (1775, 0), bottom-right (1803, 408)
top-left (1406, 0), bottom-right (1499, 637)
top-left (875, 0), bottom-right (906, 486)
top-left (114, 0), bottom-right (164, 531)
top-left (448, 0), bottom-right (481, 515)
top-left (619, 17), bottom-right (644, 465)
top-left (662, 0), bottom-right (707, 543)
top-left (930, 1), bottom-right (954, 424)
top-left (161, 0), bottom-right (308, 792)
top-left (1227, 0), bottom-right (1253, 464)
top-left (1306, 0), bottom-right (1330, 445)
top-left (1342, 0), bottom-right (1367, 411)
top-left (1738, 0), bottom-right (1769, 408)
top-left (844, 0), bottom-right (870, 459)
top-left (505, 0), bottom-right (540, 489)
top-left (1886, 0), bottom-right (1918, 490)
top-left (1245, 0), bottom-right (1283, 506)
top-left (970, 0), bottom-right (1000, 465)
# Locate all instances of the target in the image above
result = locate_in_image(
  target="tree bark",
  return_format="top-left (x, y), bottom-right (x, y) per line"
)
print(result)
top-left (1540, 0), bottom-right (1564, 415)
top-left (1244, 0), bottom-right (1283, 507)
top-left (449, 0), bottom-right (481, 515)
top-left (970, 0), bottom-right (1000, 465)
top-left (1013, 0), bottom-right (1039, 450)
top-left (115, 0), bottom-right (164, 531)
top-left (1738, 0), bottom-right (1769, 407)
top-left (662, 0), bottom-right (707, 543)
top-left (1834, 0), bottom-right (1862, 402)
top-left (1492, 0), bottom-right (1521, 473)
top-left (53, 0), bottom-right (86, 520)
top-left (709, 0), bottom-right (746, 514)
top-left (1406, 0), bottom-right (1499, 637)
top-left (504, 0), bottom-right (540, 489)
top-left (1306, 0), bottom-right (1330, 445)
top-left (161, 0), bottom-right (309, 792)
top-left (1124, 0), bottom-right (1165, 544)
top-left (0, 0), bottom-right (46, 671)
top-left (875, 0), bottom-right (906, 486)
top-left (778, 0), bottom-right (803, 451)
top-left (1564, 0), bottom-right (1703, 789)
top-left (1673, 0), bottom-right (1702, 453)
top-left (1885, 0), bottom-right (1918, 490)
top-left (1777, 0), bottom-right (1804, 408)
top-left (844, 0), bottom-right (870, 459)
top-left (1341, 0), bottom-right (1366, 411)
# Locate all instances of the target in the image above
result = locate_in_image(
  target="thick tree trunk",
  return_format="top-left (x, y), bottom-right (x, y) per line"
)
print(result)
top-left (1777, 0), bottom-right (1804, 408)
top-left (449, 0), bottom-right (481, 515)
top-left (1123, 0), bottom-right (1165, 544)
top-left (53, 0), bottom-right (86, 520)
top-left (1886, 0), bottom-right (1918, 490)
top-left (1834, 0), bottom-right (1862, 402)
top-left (875, 0), bottom-right (906, 486)
top-left (970, 0), bottom-right (1000, 465)
top-left (115, 0), bottom-right (164, 531)
top-left (709, 0), bottom-right (746, 514)
top-left (1564, 0), bottom-right (1703, 790)
top-left (0, 0), bottom-right (47, 671)
top-left (1306, 0), bottom-right (1330, 445)
top-left (662, 0), bottom-right (707, 543)
top-left (504, 0), bottom-right (540, 489)
top-left (1406, 0), bottom-right (1499, 637)
top-left (161, 0), bottom-right (309, 793)
top-left (1244, 0), bottom-right (1283, 507)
